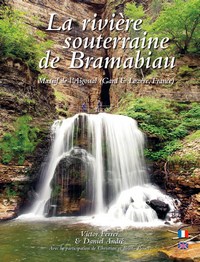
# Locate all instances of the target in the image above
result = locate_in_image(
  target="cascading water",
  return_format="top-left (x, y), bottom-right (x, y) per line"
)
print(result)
top-left (20, 113), bottom-right (177, 225)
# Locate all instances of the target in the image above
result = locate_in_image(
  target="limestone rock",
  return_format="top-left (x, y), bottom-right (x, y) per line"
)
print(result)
top-left (146, 199), bottom-right (170, 219)
top-left (0, 164), bottom-right (31, 183)
top-left (0, 57), bottom-right (56, 220)
top-left (0, 197), bottom-right (19, 220)
top-left (46, 148), bottom-right (90, 216)
top-left (0, 58), bottom-right (56, 123)
top-left (10, 0), bottom-right (105, 112)
top-left (160, 243), bottom-right (200, 262)
top-left (184, 193), bottom-right (200, 224)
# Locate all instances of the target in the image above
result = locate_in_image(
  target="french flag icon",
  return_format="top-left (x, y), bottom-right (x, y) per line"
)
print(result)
top-left (178, 230), bottom-right (189, 238)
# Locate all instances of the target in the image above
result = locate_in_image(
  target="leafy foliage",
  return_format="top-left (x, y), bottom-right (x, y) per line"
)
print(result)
top-left (5, 186), bottom-right (18, 199)
top-left (125, 3), bottom-right (145, 21)
top-left (0, 116), bottom-right (39, 165)
top-left (168, 153), bottom-right (199, 166)
top-left (124, 3), bottom-right (164, 76)
top-left (125, 0), bottom-right (200, 54)
top-left (167, 130), bottom-right (200, 168)
top-left (116, 94), bottom-right (200, 161)
top-left (0, 7), bottom-right (52, 69)
top-left (151, 0), bottom-right (200, 54)
top-left (185, 130), bottom-right (200, 142)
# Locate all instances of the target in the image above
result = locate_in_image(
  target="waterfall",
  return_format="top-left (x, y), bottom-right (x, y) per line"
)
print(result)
top-left (21, 113), bottom-right (176, 224)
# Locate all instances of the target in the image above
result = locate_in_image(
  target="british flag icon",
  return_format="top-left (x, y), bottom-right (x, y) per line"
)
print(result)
top-left (178, 242), bottom-right (189, 250)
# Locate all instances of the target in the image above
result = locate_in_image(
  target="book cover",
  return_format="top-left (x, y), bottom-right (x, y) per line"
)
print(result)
top-left (0, 0), bottom-right (199, 261)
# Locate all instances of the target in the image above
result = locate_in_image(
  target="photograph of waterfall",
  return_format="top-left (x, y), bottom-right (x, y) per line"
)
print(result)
top-left (0, 0), bottom-right (200, 261)
top-left (20, 113), bottom-right (176, 224)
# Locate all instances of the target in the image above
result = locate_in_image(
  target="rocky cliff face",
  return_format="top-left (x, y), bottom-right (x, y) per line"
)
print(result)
top-left (103, 1), bottom-right (200, 107)
top-left (128, 55), bottom-right (200, 103)
top-left (9, 0), bottom-right (200, 109)
top-left (0, 58), bottom-right (55, 122)
top-left (166, 135), bottom-right (200, 224)
top-left (0, 0), bottom-right (109, 220)
top-left (10, 0), bottom-right (106, 113)
top-left (0, 58), bottom-right (56, 220)
top-left (150, 132), bottom-right (200, 224)
top-left (102, 0), bottom-right (137, 108)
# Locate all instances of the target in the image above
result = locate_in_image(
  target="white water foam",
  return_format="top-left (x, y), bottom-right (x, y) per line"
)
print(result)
top-left (18, 113), bottom-right (177, 227)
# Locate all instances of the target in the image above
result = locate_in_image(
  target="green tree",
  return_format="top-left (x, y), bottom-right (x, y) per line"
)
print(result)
top-left (0, 7), bottom-right (52, 69)
top-left (125, 0), bottom-right (200, 54)
top-left (151, 0), bottom-right (200, 54)
top-left (125, 3), bottom-right (145, 21)
top-left (125, 3), bottom-right (153, 76)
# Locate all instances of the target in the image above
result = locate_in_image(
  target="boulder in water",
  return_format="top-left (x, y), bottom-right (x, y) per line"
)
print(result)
top-left (146, 199), bottom-right (170, 219)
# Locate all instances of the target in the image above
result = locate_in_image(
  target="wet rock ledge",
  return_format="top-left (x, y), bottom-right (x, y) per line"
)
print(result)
top-left (161, 243), bottom-right (200, 262)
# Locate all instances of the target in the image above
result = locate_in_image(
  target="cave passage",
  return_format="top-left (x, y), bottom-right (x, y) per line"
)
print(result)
top-left (100, 65), bottom-right (111, 108)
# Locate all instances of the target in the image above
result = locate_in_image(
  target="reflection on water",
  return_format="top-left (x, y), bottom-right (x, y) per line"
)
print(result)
top-left (0, 218), bottom-right (172, 262)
